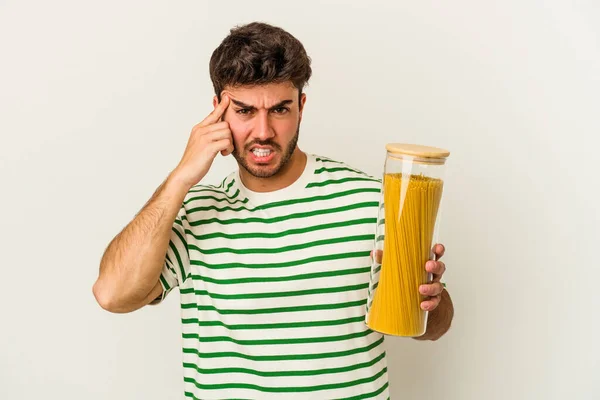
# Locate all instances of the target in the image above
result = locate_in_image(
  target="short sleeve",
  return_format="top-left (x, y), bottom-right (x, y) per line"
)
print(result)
top-left (150, 206), bottom-right (191, 305)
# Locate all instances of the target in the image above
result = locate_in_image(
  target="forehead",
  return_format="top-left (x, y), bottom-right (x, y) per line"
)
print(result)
top-left (223, 82), bottom-right (298, 107)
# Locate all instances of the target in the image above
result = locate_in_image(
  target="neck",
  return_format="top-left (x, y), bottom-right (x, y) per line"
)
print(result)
top-left (238, 149), bottom-right (307, 193)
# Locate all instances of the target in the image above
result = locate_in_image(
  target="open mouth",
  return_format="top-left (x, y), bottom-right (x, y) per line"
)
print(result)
top-left (249, 147), bottom-right (275, 163)
top-left (252, 148), bottom-right (271, 157)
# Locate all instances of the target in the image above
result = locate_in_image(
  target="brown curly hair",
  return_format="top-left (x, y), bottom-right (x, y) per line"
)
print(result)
top-left (209, 22), bottom-right (312, 103)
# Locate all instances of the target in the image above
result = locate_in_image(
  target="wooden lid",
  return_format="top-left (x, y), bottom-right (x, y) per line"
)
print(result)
top-left (386, 143), bottom-right (450, 159)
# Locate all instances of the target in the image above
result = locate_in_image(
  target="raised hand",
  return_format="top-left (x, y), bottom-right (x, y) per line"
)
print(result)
top-left (172, 95), bottom-right (233, 189)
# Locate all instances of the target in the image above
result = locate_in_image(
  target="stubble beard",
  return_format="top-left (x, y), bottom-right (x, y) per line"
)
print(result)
top-left (232, 124), bottom-right (300, 179)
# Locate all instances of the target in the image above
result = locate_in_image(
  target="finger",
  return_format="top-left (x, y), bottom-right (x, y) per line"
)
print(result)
top-left (204, 128), bottom-right (233, 143)
top-left (433, 243), bottom-right (445, 260)
top-left (210, 138), bottom-right (233, 154)
top-left (421, 295), bottom-right (441, 311)
top-left (199, 95), bottom-right (230, 127)
top-left (195, 120), bottom-right (229, 134)
top-left (204, 130), bottom-right (232, 153)
top-left (220, 142), bottom-right (235, 156)
top-left (419, 282), bottom-right (444, 297)
top-left (426, 260), bottom-right (446, 277)
top-left (370, 250), bottom-right (383, 264)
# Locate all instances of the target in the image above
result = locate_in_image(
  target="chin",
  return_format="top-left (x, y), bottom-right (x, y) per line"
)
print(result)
top-left (234, 131), bottom-right (299, 179)
top-left (247, 166), bottom-right (281, 178)
top-left (232, 149), bottom-right (280, 179)
top-left (245, 156), bottom-right (283, 178)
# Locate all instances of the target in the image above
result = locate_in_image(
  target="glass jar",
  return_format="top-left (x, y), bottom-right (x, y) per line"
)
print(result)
top-left (365, 143), bottom-right (450, 337)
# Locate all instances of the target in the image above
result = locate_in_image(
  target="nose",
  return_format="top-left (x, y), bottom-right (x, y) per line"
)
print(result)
top-left (253, 111), bottom-right (275, 141)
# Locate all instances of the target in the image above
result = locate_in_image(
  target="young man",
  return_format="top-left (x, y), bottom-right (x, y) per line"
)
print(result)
top-left (93, 22), bottom-right (454, 399)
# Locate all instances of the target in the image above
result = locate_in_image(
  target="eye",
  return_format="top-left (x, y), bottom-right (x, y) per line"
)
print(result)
top-left (236, 108), bottom-right (252, 115)
top-left (273, 107), bottom-right (289, 114)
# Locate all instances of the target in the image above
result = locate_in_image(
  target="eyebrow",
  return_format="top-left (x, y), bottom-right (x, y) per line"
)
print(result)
top-left (231, 99), bottom-right (294, 111)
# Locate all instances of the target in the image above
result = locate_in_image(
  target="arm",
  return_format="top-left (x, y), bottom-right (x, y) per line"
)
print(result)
top-left (93, 94), bottom-right (234, 314)
top-left (92, 172), bottom-right (190, 314)
top-left (413, 288), bottom-right (454, 341)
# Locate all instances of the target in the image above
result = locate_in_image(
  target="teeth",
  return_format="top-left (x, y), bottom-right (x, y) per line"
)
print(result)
top-left (252, 149), bottom-right (271, 157)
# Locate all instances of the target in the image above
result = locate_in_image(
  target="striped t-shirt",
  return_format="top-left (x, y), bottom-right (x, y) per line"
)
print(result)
top-left (155, 153), bottom-right (389, 399)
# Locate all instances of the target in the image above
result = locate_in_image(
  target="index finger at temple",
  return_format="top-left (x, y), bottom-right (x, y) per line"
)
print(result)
top-left (200, 95), bottom-right (230, 127)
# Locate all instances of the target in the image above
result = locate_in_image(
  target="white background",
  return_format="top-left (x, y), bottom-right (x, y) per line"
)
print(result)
top-left (1, 1), bottom-right (599, 399)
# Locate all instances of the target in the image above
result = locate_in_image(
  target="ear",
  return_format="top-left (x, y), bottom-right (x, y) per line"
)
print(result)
top-left (212, 95), bottom-right (219, 109)
top-left (298, 92), bottom-right (307, 121)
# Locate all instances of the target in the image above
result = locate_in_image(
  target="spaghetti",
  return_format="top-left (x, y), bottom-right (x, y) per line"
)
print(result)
top-left (367, 172), bottom-right (444, 336)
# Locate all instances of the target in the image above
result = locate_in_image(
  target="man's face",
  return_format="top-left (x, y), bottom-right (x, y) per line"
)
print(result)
top-left (215, 82), bottom-right (306, 179)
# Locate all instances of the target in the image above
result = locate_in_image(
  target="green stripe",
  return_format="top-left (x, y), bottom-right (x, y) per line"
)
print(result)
top-left (256, 187), bottom-right (378, 210)
top-left (182, 336), bottom-right (384, 361)
top-left (187, 218), bottom-right (376, 241)
top-left (190, 234), bottom-right (374, 255)
top-left (186, 187), bottom-right (240, 200)
top-left (225, 178), bottom-right (235, 192)
top-left (185, 187), bottom-right (379, 214)
top-left (190, 266), bottom-right (371, 285)
top-left (187, 202), bottom-right (379, 226)
top-left (164, 253), bottom-right (177, 276)
top-left (182, 315), bottom-right (366, 330)
top-left (315, 156), bottom-right (341, 163)
top-left (307, 177), bottom-right (380, 188)
top-left (182, 350), bottom-right (385, 377)
top-left (314, 166), bottom-right (366, 175)
top-left (340, 381), bottom-right (389, 400)
top-left (191, 176), bottom-right (227, 190)
top-left (159, 273), bottom-right (170, 290)
top-left (181, 366), bottom-right (387, 393)
top-left (187, 179), bottom-right (238, 198)
top-left (182, 328), bottom-right (374, 346)
top-left (189, 250), bottom-right (370, 270)
top-left (169, 227), bottom-right (187, 278)
top-left (183, 190), bottom-right (249, 206)
top-left (180, 282), bottom-right (369, 300)
top-left (181, 299), bottom-right (366, 315)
